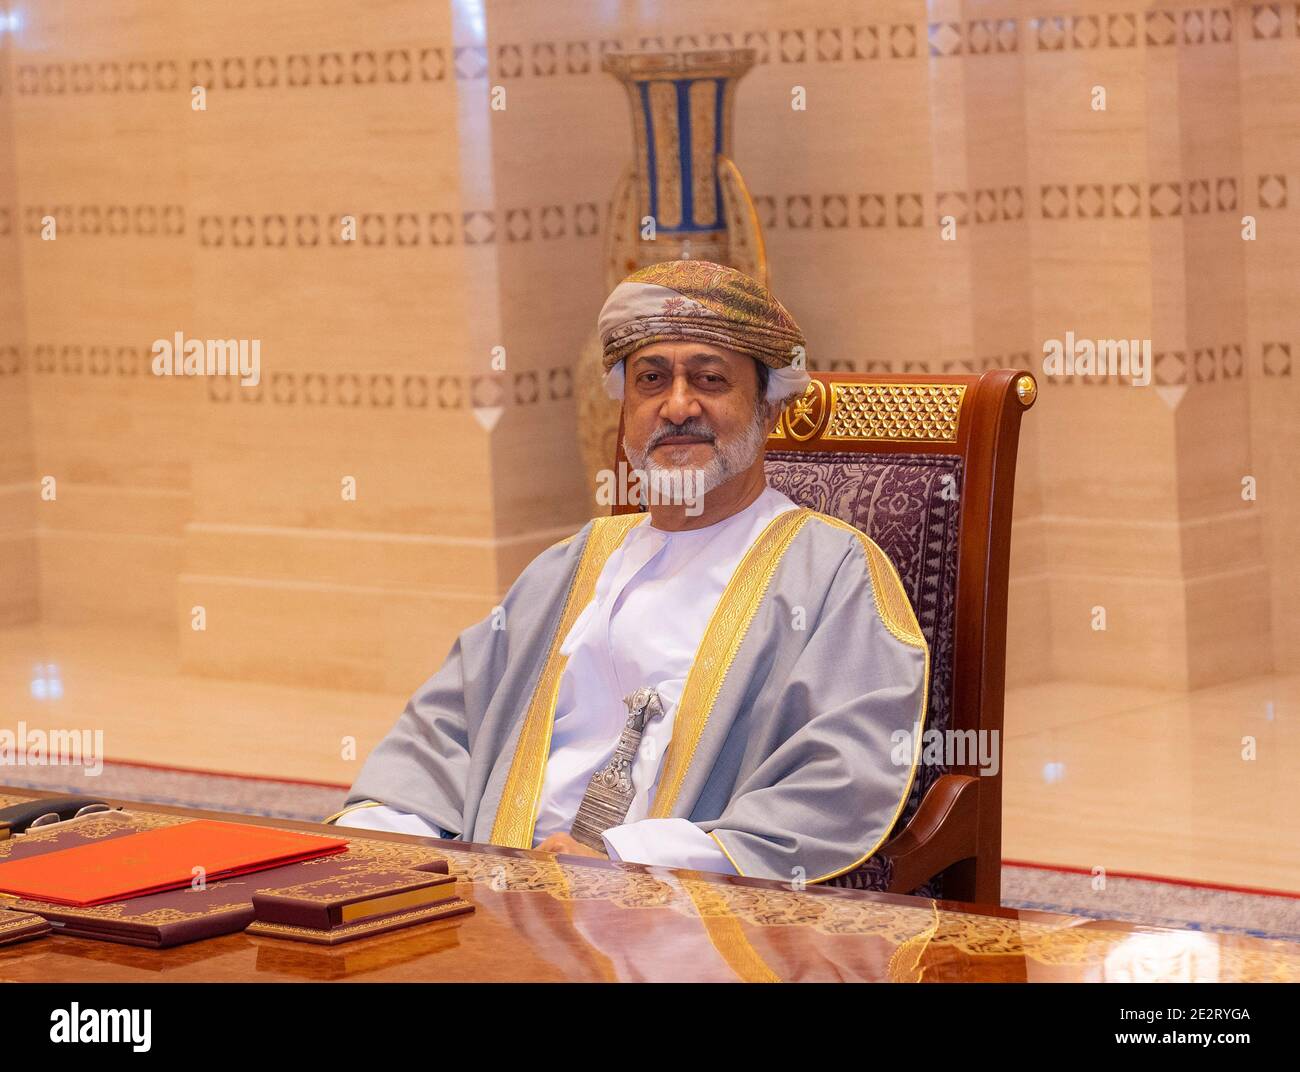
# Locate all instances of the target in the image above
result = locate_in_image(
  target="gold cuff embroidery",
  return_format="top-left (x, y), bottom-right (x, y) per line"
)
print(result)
top-left (320, 800), bottom-right (385, 826)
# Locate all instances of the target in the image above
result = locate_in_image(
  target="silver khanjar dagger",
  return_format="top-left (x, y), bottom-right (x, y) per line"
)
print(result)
top-left (569, 687), bottom-right (666, 851)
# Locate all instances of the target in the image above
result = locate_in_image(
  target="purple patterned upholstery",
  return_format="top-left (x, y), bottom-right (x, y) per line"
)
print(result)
top-left (765, 451), bottom-right (964, 898)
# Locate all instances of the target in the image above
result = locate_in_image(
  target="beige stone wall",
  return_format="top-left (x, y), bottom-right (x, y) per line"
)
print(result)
top-left (0, 13), bottom-right (37, 629)
top-left (1, 1), bottom-right (1294, 692)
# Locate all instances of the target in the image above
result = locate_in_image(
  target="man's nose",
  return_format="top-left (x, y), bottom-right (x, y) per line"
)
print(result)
top-left (660, 373), bottom-right (702, 424)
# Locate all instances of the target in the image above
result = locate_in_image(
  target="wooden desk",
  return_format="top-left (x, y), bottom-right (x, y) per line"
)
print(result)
top-left (1, 788), bottom-right (1296, 982)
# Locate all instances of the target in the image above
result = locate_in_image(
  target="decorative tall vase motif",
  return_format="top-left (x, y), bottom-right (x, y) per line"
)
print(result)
top-left (575, 48), bottom-right (768, 499)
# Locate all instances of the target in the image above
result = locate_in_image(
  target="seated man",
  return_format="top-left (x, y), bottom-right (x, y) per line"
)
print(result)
top-left (328, 259), bottom-right (929, 885)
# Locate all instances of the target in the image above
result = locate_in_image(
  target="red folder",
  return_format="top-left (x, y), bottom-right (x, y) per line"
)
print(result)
top-left (0, 819), bottom-right (349, 906)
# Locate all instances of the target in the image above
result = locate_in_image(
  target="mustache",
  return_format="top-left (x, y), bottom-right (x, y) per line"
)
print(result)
top-left (646, 418), bottom-right (717, 452)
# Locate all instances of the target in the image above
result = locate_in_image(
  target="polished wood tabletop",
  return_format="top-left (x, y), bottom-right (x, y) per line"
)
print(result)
top-left (1, 788), bottom-right (1296, 982)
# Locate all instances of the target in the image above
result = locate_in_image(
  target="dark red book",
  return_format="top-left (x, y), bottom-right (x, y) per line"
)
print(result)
top-left (250, 869), bottom-right (460, 929)
top-left (0, 818), bottom-right (348, 906)
top-left (244, 898), bottom-right (474, 945)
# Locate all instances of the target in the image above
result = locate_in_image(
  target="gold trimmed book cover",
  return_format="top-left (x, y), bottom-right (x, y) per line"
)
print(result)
top-left (250, 869), bottom-right (463, 929)
top-left (245, 897), bottom-right (474, 945)
top-left (0, 905), bottom-right (51, 947)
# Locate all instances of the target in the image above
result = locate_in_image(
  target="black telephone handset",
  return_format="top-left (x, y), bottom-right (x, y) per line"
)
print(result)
top-left (0, 795), bottom-right (115, 839)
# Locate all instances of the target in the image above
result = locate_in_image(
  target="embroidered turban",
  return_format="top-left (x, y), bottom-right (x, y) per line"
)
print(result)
top-left (597, 260), bottom-right (811, 402)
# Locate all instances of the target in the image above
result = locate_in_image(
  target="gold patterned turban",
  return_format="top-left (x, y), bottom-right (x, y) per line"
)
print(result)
top-left (598, 260), bottom-right (807, 373)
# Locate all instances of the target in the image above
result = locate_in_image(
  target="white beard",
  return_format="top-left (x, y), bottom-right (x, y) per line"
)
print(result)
top-left (624, 407), bottom-right (768, 508)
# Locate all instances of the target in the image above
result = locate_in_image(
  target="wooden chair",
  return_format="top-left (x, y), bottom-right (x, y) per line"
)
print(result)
top-left (613, 369), bottom-right (1037, 907)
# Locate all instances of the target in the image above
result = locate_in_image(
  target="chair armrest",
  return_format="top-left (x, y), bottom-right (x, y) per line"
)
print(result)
top-left (877, 774), bottom-right (979, 895)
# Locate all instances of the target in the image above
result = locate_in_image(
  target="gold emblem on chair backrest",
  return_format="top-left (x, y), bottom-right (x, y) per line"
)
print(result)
top-left (780, 379), bottom-right (827, 441)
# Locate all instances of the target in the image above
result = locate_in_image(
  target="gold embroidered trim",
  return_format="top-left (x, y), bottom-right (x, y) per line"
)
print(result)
top-left (490, 513), bottom-right (646, 849)
top-left (809, 513), bottom-right (926, 649)
top-left (320, 800), bottom-right (384, 826)
top-left (649, 507), bottom-right (814, 819)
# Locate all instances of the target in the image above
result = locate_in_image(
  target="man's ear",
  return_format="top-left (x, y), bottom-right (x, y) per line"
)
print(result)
top-left (753, 360), bottom-right (780, 435)
top-left (762, 397), bottom-right (782, 437)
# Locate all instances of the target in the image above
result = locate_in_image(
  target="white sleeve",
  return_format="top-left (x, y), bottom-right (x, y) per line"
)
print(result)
top-left (601, 817), bottom-right (738, 875)
top-left (332, 802), bottom-right (450, 839)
